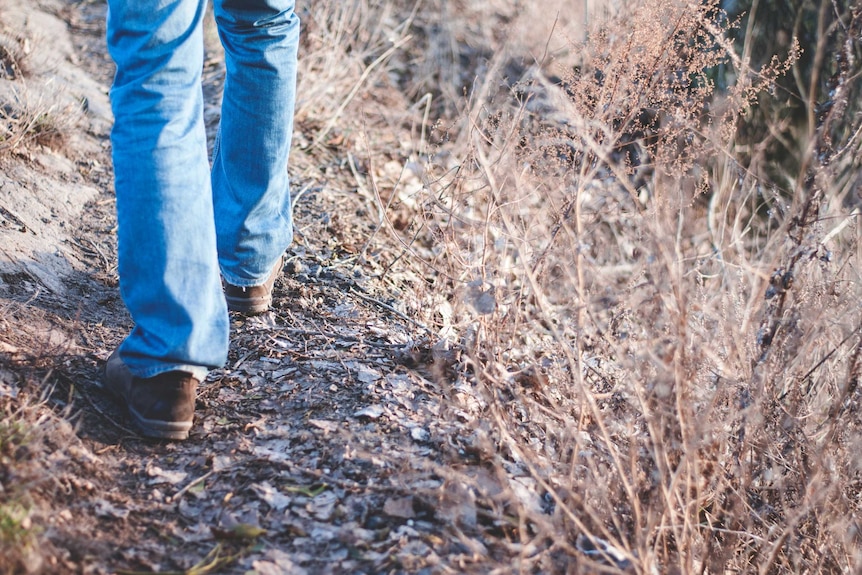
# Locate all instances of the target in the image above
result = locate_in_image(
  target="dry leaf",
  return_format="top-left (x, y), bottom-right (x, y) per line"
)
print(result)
top-left (465, 280), bottom-right (496, 315)
top-left (93, 499), bottom-right (129, 520)
top-left (308, 491), bottom-right (338, 521)
top-left (309, 419), bottom-right (339, 433)
top-left (383, 495), bottom-right (415, 519)
top-left (146, 465), bottom-right (187, 486)
top-left (354, 405), bottom-right (385, 420)
top-left (410, 427), bottom-right (430, 443)
top-left (251, 482), bottom-right (292, 512)
top-left (438, 481), bottom-right (477, 528)
top-left (252, 549), bottom-right (309, 575)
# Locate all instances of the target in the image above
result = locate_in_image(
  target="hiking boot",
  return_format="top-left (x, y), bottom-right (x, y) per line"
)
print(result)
top-left (223, 255), bottom-right (284, 315)
top-left (100, 349), bottom-right (198, 440)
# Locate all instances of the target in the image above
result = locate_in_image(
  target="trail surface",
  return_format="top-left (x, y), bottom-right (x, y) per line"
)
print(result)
top-left (0, 1), bottom-right (529, 573)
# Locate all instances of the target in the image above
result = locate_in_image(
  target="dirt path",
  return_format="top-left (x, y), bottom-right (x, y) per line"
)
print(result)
top-left (1, 1), bottom-right (538, 573)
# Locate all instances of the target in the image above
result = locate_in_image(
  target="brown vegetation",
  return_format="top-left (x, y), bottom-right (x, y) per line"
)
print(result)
top-left (0, 0), bottom-right (860, 572)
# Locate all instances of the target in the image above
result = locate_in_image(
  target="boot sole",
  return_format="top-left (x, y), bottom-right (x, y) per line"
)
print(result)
top-left (129, 405), bottom-right (193, 440)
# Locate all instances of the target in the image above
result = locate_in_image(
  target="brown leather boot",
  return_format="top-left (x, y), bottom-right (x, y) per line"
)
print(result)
top-left (223, 254), bottom-right (284, 315)
top-left (101, 349), bottom-right (198, 440)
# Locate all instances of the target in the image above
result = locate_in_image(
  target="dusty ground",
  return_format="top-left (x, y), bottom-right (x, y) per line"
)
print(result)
top-left (0, 1), bottom-right (546, 574)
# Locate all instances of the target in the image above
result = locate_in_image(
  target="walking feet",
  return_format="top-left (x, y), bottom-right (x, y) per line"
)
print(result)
top-left (223, 255), bottom-right (285, 315)
top-left (101, 349), bottom-right (198, 440)
top-left (101, 257), bottom-right (284, 439)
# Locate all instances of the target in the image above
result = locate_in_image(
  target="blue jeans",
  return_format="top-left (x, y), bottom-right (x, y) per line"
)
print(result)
top-left (106, 0), bottom-right (298, 379)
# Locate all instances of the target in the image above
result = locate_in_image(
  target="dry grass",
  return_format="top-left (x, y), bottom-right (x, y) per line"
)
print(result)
top-left (299, 0), bottom-right (862, 572)
top-left (0, 12), bottom-right (79, 155)
top-left (0, 369), bottom-right (56, 575)
top-left (0, 87), bottom-right (76, 153)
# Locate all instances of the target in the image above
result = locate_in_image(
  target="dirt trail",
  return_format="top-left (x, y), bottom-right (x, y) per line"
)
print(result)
top-left (1, 1), bottom-right (531, 574)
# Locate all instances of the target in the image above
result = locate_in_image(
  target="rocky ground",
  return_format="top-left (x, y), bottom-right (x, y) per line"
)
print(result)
top-left (0, 1), bottom-right (556, 573)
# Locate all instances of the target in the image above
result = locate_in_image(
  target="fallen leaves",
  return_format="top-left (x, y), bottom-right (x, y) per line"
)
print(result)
top-left (250, 482), bottom-right (291, 512)
top-left (19, 88), bottom-right (602, 574)
top-left (383, 495), bottom-right (415, 519)
top-left (118, 543), bottom-right (254, 575)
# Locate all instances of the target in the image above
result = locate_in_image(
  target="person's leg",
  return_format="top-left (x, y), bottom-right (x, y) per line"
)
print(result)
top-left (106, 0), bottom-right (229, 381)
top-left (212, 0), bottom-right (299, 293)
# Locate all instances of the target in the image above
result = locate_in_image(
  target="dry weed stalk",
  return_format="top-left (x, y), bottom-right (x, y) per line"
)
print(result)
top-left (0, 86), bottom-right (78, 153)
top-left (0, 15), bottom-right (79, 155)
top-left (295, 0), bottom-right (421, 137)
top-left (383, 0), bottom-right (862, 571)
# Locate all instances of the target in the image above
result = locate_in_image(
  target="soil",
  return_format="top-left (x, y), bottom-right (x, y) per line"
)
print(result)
top-left (0, 1), bottom-right (543, 574)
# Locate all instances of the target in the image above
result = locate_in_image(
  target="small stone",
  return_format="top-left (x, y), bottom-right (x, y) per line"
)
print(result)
top-left (410, 427), bottom-right (430, 442)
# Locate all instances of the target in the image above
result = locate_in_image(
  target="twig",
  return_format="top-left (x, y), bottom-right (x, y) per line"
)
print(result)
top-left (413, 92), bottom-right (433, 158)
top-left (231, 348), bottom-right (258, 370)
top-left (797, 322), bottom-right (862, 397)
top-left (85, 237), bottom-right (112, 271)
top-left (169, 470), bottom-right (216, 504)
top-left (290, 181), bottom-right (315, 207)
top-left (820, 207), bottom-right (859, 246)
top-left (118, 543), bottom-right (244, 575)
top-left (348, 287), bottom-right (431, 334)
top-left (348, 151), bottom-right (384, 225)
top-left (286, 461), bottom-right (401, 493)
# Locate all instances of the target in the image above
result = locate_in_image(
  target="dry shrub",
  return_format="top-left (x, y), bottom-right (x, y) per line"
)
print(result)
top-left (0, 88), bottom-right (77, 153)
top-left (360, 0), bottom-right (862, 571)
top-left (723, 0), bottom-right (862, 196)
top-left (0, 14), bottom-right (79, 155)
top-left (295, 0), bottom-right (423, 146)
top-left (0, 306), bottom-right (95, 574)
top-left (0, 27), bottom-right (29, 80)
top-left (0, 377), bottom-right (50, 574)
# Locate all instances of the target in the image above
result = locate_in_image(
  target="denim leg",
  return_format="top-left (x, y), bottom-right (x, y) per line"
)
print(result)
top-left (107, 0), bottom-right (228, 379)
top-left (212, 0), bottom-right (299, 287)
